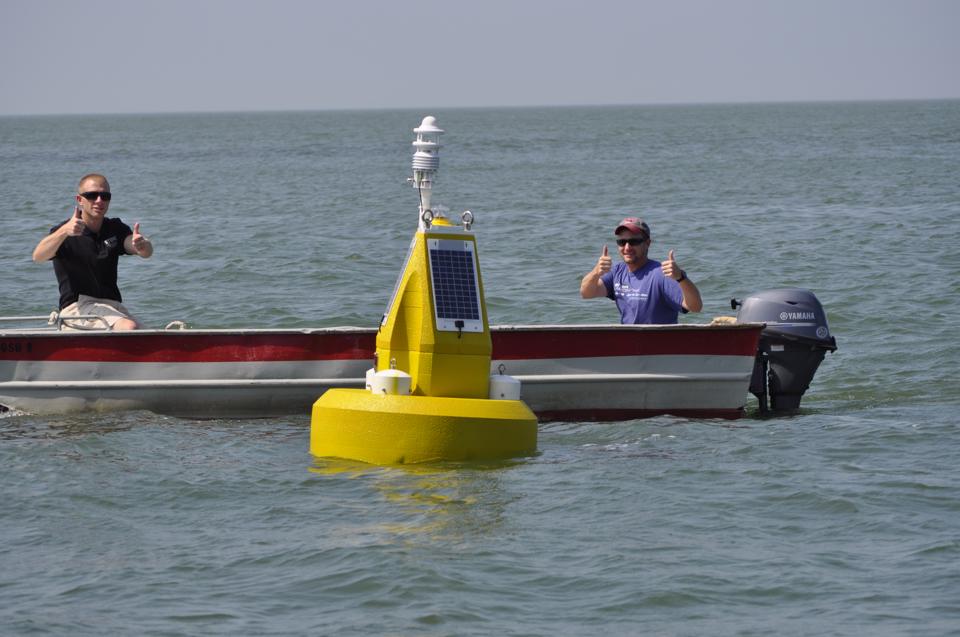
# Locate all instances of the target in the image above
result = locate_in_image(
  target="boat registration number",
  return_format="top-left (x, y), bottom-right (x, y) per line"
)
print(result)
top-left (0, 341), bottom-right (32, 354)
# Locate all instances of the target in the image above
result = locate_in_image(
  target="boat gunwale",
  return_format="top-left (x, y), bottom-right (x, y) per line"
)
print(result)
top-left (0, 322), bottom-right (765, 339)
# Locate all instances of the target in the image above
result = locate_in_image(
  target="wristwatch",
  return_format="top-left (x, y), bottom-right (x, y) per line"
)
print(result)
top-left (677, 270), bottom-right (687, 283)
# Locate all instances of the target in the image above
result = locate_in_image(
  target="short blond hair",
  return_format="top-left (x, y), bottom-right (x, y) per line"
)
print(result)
top-left (77, 173), bottom-right (109, 192)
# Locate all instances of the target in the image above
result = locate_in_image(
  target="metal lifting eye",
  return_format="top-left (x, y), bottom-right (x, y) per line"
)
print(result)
top-left (461, 210), bottom-right (474, 230)
top-left (421, 209), bottom-right (433, 228)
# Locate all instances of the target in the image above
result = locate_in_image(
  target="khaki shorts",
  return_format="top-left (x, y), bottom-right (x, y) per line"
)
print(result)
top-left (59, 295), bottom-right (141, 331)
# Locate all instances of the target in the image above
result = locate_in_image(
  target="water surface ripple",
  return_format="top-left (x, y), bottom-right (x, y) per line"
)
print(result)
top-left (2, 101), bottom-right (959, 635)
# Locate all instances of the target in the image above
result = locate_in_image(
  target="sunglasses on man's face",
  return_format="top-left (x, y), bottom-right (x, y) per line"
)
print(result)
top-left (80, 191), bottom-right (112, 202)
top-left (616, 236), bottom-right (648, 247)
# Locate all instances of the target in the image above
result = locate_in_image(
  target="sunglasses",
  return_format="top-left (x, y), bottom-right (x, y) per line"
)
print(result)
top-left (80, 191), bottom-right (112, 201)
top-left (616, 236), bottom-right (648, 247)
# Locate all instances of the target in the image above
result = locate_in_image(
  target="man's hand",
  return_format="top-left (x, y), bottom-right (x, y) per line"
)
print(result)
top-left (662, 248), bottom-right (702, 312)
top-left (596, 244), bottom-right (611, 275)
top-left (125, 222), bottom-right (153, 258)
top-left (131, 223), bottom-right (147, 254)
top-left (581, 245), bottom-right (612, 299)
top-left (63, 206), bottom-right (85, 237)
top-left (661, 249), bottom-right (682, 280)
top-left (32, 207), bottom-right (84, 262)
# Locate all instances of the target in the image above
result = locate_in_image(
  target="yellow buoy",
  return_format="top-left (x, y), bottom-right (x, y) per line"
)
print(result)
top-left (309, 116), bottom-right (537, 465)
top-left (311, 389), bottom-right (536, 465)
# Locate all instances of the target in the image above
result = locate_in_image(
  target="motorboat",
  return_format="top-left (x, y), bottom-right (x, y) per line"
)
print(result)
top-left (0, 320), bottom-right (764, 420)
top-left (5, 117), bottom-right (835, 422)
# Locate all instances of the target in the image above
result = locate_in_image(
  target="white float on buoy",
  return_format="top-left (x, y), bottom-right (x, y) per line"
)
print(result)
top-left (368, 368), bottom-right (412, 396)
top-left (489, 373), bottom-right (522, 401)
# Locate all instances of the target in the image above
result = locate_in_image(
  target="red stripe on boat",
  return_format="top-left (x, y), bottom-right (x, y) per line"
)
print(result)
top-left (0, 326), bottom-right (761, 363)
top-left (2, 333), bottom-right (376, 363)
top-left (491, 327), bottom-right (760, 359)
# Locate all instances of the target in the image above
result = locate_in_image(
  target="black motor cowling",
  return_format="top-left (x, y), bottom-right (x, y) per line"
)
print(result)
top-left (732, 288), bottom-right (837, 414)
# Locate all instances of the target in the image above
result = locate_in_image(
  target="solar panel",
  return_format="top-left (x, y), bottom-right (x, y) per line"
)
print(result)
top-left (428, 238), bottom-right (484, 332)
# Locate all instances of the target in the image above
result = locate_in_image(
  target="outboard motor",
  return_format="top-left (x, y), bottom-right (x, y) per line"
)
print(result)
top-left (732, 288), bottom-right (837, 414)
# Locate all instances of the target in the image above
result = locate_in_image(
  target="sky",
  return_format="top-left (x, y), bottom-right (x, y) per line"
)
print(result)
top-left (4, 0), bottom-right (959, 116)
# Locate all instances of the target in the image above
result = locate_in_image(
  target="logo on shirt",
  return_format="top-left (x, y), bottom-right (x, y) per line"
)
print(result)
top-left (613, 282), bottom-right (648, 301)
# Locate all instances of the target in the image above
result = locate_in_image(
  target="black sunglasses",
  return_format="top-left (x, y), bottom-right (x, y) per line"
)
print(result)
top-left (80, 191), bottom-right (112, 201)
top-left (616, 236), bottom-right (648, 247)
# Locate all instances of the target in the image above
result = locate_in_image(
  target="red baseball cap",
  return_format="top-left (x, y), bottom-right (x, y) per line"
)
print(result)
top-left (614, 217), bottom-right (650, 237)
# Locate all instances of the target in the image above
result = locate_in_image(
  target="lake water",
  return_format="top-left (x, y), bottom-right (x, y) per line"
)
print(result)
top-left (1, 101), bottom-right (959, 635)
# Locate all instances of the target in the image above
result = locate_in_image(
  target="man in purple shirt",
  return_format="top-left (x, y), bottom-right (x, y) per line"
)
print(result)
top-left (580, 217), bottom-right (703, 324)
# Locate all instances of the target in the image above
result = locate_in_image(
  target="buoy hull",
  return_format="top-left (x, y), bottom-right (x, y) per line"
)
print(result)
top-left (311, 389), bottom-right (537, 465)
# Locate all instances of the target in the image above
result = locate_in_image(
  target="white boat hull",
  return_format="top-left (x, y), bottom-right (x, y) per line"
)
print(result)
top-left (0, 324), bottom-right (763, 420)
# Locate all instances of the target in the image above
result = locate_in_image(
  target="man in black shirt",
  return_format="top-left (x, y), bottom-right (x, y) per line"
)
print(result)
top-left (32, 173), bottom-right (153, 330)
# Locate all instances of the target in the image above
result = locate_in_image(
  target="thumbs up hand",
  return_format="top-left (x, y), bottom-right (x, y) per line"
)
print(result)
top-left (596, 244), bottom-right (612, 275)
top-left (581, 244), bottom-right (615, 299)
top-left (64, 206), bottom-right (85, 236)
top-left (130, 222), bottom-right (149, 255)
top-left (661, 248), bottom-right (684, 281)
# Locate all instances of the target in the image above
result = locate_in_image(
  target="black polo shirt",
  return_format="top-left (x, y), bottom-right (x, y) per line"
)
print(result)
top-left (50, 217), bottom-right (133, 309)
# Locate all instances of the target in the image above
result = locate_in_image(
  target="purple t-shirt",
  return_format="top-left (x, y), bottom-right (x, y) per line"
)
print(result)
top-left (601, 260), bottom-right (686, 324)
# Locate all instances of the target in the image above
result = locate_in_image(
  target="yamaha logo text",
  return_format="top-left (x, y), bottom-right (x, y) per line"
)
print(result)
top-left (779, 311), bottom-right (816, 321)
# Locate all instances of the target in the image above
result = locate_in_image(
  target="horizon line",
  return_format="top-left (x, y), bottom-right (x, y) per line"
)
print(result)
top-left (2, 96), bottom-right (959, 119)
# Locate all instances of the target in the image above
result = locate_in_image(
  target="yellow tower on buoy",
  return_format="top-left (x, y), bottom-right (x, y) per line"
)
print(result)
top-left (310, 116), bottom-right (537, 465)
